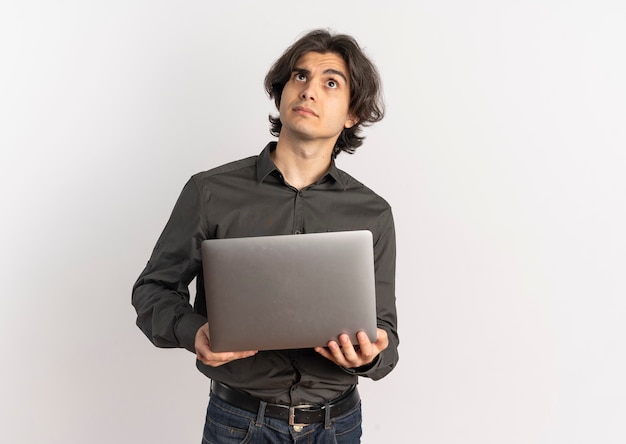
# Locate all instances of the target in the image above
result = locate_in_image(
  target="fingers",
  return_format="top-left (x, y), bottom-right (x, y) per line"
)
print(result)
top-left (338, 334), bottom-right (361, 366)
top-left (373, 328), bottom-right (389, 350)
top-left (315, 329), bottom-right (388, 368)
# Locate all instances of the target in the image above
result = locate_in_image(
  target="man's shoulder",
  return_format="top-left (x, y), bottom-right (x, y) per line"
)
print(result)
top-left (334, 167), bottom-right (392, 209)
top-left (192, 155), bottom-right (258, 182)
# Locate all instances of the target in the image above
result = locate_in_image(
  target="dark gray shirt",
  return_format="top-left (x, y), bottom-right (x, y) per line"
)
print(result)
top-left (132, 142), bottom-right (399, 405)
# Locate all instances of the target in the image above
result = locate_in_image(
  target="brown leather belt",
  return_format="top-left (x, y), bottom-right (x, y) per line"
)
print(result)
top-left (210, 381), bottom-right (360, 426)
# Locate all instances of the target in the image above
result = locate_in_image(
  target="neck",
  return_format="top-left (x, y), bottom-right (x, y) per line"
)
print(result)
top-left (272, 136), bottom-right (335, 190)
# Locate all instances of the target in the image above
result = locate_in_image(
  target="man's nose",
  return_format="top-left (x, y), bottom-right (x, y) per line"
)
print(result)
top-left (300, 82), bottom-right (317, 100)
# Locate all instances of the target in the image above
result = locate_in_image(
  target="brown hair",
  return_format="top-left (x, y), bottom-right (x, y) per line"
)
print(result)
top-left (264, 29), bottom-right (384, 157)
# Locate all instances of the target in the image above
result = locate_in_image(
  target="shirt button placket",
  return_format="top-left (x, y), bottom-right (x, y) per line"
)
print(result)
top-left (293, 190), bottom-right (305, 235)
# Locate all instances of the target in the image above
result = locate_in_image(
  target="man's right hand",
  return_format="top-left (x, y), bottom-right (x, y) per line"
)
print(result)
top-left (194, 323), bottom-right (258, 367)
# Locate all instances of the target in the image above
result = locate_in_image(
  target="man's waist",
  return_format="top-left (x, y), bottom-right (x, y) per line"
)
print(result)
top-left (210, 381), bottom-right (360, 426)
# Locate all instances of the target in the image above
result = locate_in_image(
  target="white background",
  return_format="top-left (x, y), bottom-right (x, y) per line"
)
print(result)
top-left (1, 1), bottom-right (625, 443)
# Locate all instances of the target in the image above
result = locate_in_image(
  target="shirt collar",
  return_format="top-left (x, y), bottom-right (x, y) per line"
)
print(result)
top-left (256, 142), bottom-right (279, 184)
top-left (256, 142), bottom-right (347, 189)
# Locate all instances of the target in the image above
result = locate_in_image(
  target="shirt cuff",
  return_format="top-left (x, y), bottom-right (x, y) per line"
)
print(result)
top-left (176, 312), bottom-right (208, 353)
top-left (341, 355), bottom-right (381, 376)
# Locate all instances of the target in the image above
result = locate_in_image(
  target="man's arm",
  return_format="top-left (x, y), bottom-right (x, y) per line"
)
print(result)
top-left (131, 178), bottom-right (207, 352)
top-left (317, 207), bottom-right (400, 379)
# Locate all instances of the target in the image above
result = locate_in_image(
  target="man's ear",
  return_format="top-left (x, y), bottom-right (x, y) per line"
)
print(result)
top-left (345, 114), bottom-right (358, 129)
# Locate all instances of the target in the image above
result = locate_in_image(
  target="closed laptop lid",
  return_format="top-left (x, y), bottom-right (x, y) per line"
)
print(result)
top-left (201, 230), bottom-right (377, 352)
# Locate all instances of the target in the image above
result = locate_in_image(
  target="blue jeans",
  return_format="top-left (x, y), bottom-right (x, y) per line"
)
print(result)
top-left (201, 394), bottom-right (362, 444)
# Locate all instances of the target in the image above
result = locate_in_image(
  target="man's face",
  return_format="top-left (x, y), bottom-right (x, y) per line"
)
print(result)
top-left (278, 51), bottom-right (356, 146)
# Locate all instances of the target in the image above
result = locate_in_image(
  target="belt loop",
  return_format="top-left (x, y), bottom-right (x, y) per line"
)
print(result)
top-left (255, 400), bottom-right (267, 427)
top-left (323, 402), bottom-right (332, 429)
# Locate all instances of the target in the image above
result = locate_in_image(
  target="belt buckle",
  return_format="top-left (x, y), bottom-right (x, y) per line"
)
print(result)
top-left (288, 405), bottom-right (313, 432)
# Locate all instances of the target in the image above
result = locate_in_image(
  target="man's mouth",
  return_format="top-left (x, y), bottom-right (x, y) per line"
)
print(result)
top-left (293, 105), bottom-right (318, 117)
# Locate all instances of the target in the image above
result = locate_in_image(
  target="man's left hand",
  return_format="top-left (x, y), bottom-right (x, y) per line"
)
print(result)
top-left (314, 328), bottom-right (388, 369)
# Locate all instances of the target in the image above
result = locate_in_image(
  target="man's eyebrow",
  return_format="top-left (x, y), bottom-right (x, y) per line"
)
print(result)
top-left (323, 68), bottom-right (348, 83)
top-left (293, 67), bottom-right (311, 76)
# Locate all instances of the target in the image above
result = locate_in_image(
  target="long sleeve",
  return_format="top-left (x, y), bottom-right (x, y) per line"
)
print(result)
top-left (344, 206), bottom-right (399, 380)
top-left (132, 178), bottom-right (208, 353)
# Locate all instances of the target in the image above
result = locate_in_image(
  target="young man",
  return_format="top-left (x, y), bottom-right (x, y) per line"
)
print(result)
top-left (132, 29), bottom-right (399, 443)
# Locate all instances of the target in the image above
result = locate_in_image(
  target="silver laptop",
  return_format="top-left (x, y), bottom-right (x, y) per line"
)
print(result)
top-left (200, 230), bottom-right (377, 352)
